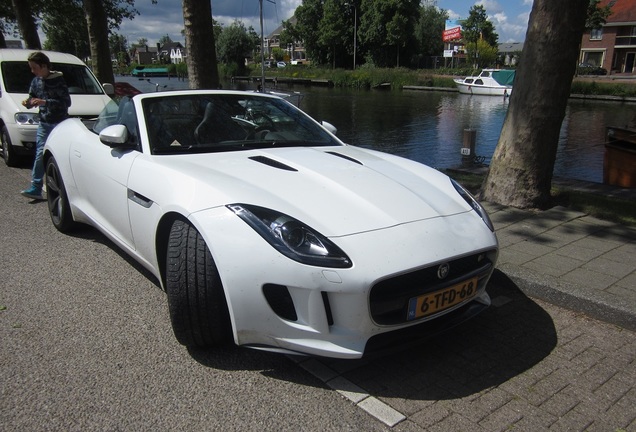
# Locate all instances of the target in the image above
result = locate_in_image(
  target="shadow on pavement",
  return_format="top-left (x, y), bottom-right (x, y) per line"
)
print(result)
top-left (320, 269), bottom-right (558, 400)
top-left (188, 270), bottom-right (558, 399)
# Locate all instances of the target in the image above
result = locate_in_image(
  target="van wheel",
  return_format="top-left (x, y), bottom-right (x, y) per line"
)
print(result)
top-left (1, 126), bottom-right (18, 167)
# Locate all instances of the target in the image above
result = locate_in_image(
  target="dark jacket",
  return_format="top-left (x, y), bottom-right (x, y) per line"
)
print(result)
top-left (28, 71), bottom-right (71, 124)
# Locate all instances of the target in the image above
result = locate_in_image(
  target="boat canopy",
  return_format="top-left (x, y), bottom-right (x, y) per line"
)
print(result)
top-left (492, 70), bottom-right (515, 86)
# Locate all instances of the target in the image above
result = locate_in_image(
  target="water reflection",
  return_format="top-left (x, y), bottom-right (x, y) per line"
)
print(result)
top-left (118, 76), bottom-right (634, 183)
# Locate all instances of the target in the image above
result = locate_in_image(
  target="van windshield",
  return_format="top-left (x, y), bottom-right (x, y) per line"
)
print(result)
top-left (1, 61), bottom-right (105, 95)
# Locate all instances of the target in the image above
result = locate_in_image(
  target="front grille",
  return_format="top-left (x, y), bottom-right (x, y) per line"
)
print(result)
top-left (369, 250), bottom-right (496, 325)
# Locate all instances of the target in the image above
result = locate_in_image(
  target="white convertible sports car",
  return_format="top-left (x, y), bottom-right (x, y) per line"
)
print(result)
top-left (43, 90), bottom-right (498, 359)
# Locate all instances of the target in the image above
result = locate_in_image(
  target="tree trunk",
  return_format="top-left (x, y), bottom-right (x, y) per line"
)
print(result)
top-left (83, 0), bottom-right (114, 84)
top-left (480, 0), bottom-right (588, 209)
top-left (182, 0), bottom-right (219, 89)
top-left (13, 0), bottom-right (41, 49)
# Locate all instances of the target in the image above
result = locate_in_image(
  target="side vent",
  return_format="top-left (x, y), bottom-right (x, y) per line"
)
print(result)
top-left (263, 284), bottom-right (298, 321)
top-left (325, 151), bottom-right (363, 165)
top-left (249, 155), bottom-right (297, 171)
top-left (321, 291), bottom-right (334, 326)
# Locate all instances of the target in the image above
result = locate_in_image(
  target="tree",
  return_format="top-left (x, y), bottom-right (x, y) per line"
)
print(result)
top-left (109, 33), bottom-right (129, 69)
top-left (11, 0), bottom-right (41, 49)
top-left (480, 0), bottom-right (590, 209)
top-left (83, 0), bottom-right (114, 83)
top-left (414, 2), bottom-right (447, 60)
top-left (357, 0), bottom-right (420, 67)
top-left (293, 0), bottom-right (327, 65)
top-left (586, 0), bottom-right (612, 29)
top-left (318, 0), bottom-right (350, 68)
top-left (41, 3), bottom-right (89, 57)
top-left (159, 34), bottom-right (173, 45)
top-left (182, 0), bottom-right (219, 89)
top-left (461, 5), bottom-right (498, 68)
top-left (469, 38), bottom-right (498, 68)
top-left (216, 21), bottom-right (255, 75)
top-left (0, 0), bottom-right (17, 48)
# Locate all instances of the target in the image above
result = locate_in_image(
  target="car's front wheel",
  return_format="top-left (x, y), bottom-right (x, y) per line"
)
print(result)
top-left (166, 219), bottom-right (233, 348)
top-left (1, 126), bottom-right (18, 167)
top-left (46, 156), bottom-right (77, 232)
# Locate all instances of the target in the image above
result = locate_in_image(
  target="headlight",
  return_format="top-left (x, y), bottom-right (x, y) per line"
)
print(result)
top-left (15, 112), bottom-right (40, 125)
top-left (451, 179), bottom-right (495, 232)
top-left (228, 204), bottom-right (352, 268)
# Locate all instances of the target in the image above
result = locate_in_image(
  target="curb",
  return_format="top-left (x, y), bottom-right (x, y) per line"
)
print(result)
top-left (499, 263), bottom-right (636, 332)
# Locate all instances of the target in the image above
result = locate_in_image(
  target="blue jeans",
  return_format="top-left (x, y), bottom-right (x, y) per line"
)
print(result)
top-left (31, 122), bottom-right (57, 191)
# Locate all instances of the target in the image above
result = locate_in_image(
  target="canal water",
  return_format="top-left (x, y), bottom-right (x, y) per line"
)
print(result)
top-left (119, 76), bottom-right (634, 183)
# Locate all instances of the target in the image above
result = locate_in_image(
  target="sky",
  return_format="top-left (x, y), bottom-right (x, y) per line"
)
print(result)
top-left (116, 0), bottom-right (533, 48)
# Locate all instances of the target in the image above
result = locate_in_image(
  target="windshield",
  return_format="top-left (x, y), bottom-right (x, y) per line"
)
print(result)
top-left (139, 94), bottom-right (341, 154)
top-left (1, 61), bottom-right (105, 95)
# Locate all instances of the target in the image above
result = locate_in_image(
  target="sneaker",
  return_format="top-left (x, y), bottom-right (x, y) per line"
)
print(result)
top-left (21, 186), bottom-right (44, 200)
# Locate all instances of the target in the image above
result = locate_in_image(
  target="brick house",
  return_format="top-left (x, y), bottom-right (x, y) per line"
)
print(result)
top-left (579, 0), bottom-right (636, 74)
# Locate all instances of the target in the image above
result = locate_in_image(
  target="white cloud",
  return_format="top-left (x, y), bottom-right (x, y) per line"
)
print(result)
top-left (476, 0), bottom-right (503, 14)
top-left (447, 9), bottom-right (461, 20)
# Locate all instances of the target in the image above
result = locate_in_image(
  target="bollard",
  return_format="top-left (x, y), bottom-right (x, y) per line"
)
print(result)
top-left (461, 129), bottom-right (476, 167)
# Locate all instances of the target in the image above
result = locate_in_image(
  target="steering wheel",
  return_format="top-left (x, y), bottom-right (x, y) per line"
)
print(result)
top-left (246, 108), bottom-right (276, 130)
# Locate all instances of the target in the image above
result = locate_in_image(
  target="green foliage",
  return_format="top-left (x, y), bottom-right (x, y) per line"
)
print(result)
top-left (39, 0), bottom-right (138, 55)
top-left (358, 0), bottom-right (420, 67)
top-left (216, 21), bottom-right (255, 75)
top-left (461, 5), bottom-right (498, 48)
top-left (586, 0), bottom-right (613, 29)
top-left (570, 80), bottom-right (636, 97)
top-left (174, 62), bottom-right (188, 77)
top-left (293, 0), bottom-right (327, 65)
top-left (466, 39), bottom-right (499, 68)
top-left (415, 3), bottom-right (448, 57)
top-left (318, 0), bottom-right (351, 68)
top-left (41, 1), bottom-right (89, 56)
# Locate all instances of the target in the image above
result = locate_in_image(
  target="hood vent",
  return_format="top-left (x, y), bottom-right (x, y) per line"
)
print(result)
top-left (325, 151), bottom-right (363, 165)
top-left (249, 155), bottom-right (297, 171)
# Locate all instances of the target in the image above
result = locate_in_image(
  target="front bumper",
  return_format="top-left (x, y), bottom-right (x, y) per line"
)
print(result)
top-left (193, 207), bottom-right (498, 359)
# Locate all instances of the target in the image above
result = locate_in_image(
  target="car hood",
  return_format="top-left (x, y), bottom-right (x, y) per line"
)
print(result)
top-left (150, 146), bottom-right (472, 237)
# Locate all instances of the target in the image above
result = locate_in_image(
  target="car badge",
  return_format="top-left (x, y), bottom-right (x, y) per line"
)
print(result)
top-left (437, 263), bottom-right (450, 280)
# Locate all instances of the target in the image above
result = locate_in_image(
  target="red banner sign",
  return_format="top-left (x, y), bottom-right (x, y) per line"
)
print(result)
top-left (443, 27), bottom-right (462, 42)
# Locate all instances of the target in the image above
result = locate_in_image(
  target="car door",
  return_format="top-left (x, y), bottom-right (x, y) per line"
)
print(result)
top-left (69, 107), bottom-right (140, 250)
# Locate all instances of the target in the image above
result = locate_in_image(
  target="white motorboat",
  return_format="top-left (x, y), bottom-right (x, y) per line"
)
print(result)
top-left (454, 69), bottom-right (515, 96)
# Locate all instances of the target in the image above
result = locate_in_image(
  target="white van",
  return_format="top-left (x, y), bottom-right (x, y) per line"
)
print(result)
top-left (0, 49), bottom-right (114, 166)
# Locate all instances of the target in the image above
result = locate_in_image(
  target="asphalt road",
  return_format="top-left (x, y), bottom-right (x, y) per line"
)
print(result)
top-left (2, 156), bottom-right (634, 431)
top-left (0, 160), bottom-right (386, 431)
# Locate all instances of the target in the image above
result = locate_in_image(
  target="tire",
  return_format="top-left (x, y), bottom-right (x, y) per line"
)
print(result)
top-left (45, 156), bottom-right (77, 232)
top-left (1, 125), bottom-right (18, 167)
top-left (166, 219), bottom-right (233, 348)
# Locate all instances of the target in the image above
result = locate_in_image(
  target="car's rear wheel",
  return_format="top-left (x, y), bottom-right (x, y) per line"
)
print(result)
top-left (46, 156), bottom-right (77, 232)
top-left (1, 125), bottom-right (18, 167)
top-left (166, 219), bottom-right (233, 348)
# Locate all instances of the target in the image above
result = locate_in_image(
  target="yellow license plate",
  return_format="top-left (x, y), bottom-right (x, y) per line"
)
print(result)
top-left (407, 277), bottom-right (479, 320)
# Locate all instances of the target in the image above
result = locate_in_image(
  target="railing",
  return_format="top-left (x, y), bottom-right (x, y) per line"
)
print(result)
top-left (615, 35), bottom-right (636, 46)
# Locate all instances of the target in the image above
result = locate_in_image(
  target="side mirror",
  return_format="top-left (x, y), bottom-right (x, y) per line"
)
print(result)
top-left (102, 82), bottom-right (115, 96)
top-left (99, 124), bottom-right (135, 148)
top-left (321, 121), bottom-right (337, 135)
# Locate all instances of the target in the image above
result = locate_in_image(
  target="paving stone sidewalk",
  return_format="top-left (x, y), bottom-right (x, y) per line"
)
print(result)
top-left (295, 202), bottom-right (636, 430)
top-left (487, 203), bottom-right (636, 332)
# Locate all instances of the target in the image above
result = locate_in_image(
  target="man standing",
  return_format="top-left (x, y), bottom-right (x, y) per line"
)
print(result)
top-left (20, 51), bottom-right (71, 200)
